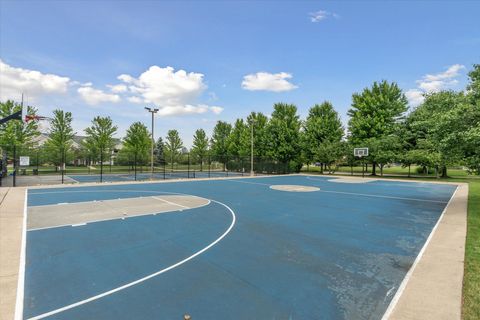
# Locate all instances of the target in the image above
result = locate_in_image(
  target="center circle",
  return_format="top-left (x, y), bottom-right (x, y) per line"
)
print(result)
top-left (269, 185), bottom-right (320, 192)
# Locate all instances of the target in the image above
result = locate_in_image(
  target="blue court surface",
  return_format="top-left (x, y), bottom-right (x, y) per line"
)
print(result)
top-left (23, 175), bottom-right (457, 319)
top-left (67, 170), bottom-right (243, 183)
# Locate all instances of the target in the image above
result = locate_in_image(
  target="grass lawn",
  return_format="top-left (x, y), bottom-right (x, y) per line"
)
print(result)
top-left (303, 168), bottom-right (479, 319)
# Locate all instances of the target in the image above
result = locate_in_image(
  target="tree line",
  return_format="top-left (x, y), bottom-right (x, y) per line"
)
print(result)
top-left (1, 64), bottom-right (479, 176)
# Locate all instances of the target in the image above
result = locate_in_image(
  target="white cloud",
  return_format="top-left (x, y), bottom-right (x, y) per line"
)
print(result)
top-left (0, 59), bottom-right (70, 101)
top-left (416, 64), bottom-right (465, 93)
top-left (107, 84), bottom-right (128, 93)
top-left (209, 106), bottom-right (224, 114)
top-left (309, 10), bottom-right (339, 23)
top-left (118, 65), bottom-right (222, 116)
top-left (77, 86), bottom-right (121, 105)
top-left (405, 89), bottom-right (425, 107)
top-left (406, 64), bottom-right (465, 106)
top-left (127, 96), bottom-right (143, 104)
top-left (242, 72), bottom-right (298, 92)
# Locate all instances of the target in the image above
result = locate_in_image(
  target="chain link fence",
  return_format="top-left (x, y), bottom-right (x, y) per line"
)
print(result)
top-left (0, 145), bottom-right (298, 187)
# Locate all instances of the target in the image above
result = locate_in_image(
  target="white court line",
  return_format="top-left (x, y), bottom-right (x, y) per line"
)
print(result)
top-left (319, 189), bottom-right (448, 204)
top-left (14, 189), bottom-right (28, 320)
top-left (71, 223), bottom-right (86, 227)
top-left (381, 185), bottom-right (460, 319)
top-left (27, 194), bottom-right (211, 232)
top-left (226, 177), bottom-right (448, 204)
top-left (152, 196), bottom-right (190, 209)
top-left (224, 179), bottom-right (271, 186)
top-left (27, 199), bottom-right (236, 320)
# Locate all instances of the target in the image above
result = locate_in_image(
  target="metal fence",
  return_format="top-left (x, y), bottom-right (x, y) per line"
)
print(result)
top-left (0, 145), bottom-right (298, 187)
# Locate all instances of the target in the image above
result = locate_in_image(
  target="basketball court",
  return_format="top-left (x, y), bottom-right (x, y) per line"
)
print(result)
top-left (18, 174), bottom-right (463, 319)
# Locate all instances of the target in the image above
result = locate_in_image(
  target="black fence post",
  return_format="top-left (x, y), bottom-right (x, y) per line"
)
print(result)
top-left (134, 152), bottom-right (137, 181)
top-left (208, 155), bottom-right (211, 178)
top-left (163, 158), bottom-right (166, 180)
top-left (100, 148), bottom-right (104, 183)
top-left (13, 145), bottom-right (16, 187)
top-left (61, 148), bottom-right (65, 184)
top-left (188, 152), bottom-right (190, 179)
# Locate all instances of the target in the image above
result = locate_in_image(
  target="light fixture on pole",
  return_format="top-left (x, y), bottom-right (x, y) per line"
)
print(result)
top-left (145, 107), bottom-right (159, 174)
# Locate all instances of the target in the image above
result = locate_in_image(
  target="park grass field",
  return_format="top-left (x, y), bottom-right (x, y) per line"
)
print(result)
top-left (303, 167), bottom-right (479, 319)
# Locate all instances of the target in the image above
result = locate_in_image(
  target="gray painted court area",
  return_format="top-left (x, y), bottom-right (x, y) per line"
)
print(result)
top-left (27, 195), bottom-right (209, 230)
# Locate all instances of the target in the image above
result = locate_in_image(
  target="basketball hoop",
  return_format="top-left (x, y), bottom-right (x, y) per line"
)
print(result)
top-left (354, 147), bottom-right (369, 158)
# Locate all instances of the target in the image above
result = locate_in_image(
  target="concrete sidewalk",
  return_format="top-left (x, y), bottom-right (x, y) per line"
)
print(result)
top-left (385, 183), bottom-right (468, 320)
top-left (0, 188), bottom-right (26, 320)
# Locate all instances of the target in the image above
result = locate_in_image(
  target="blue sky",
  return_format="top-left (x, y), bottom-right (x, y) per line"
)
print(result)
top-left (1, 1), bottom-right (479, 146)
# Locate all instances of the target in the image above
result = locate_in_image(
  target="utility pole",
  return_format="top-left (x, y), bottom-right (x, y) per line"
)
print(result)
top-left (145, 107), bottom-right (159, 174)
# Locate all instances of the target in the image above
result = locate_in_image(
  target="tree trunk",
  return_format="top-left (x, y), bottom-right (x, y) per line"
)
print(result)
top-left (441, 166), bottom-right (448, 178)
top-left (380, 164), bottom-right (384, 176)
top-left (371, 162), bottom-right (377, 176)
top-left (408, 164), bottom-right (411, 177)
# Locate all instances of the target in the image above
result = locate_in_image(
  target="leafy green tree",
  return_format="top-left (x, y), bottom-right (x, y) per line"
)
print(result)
top-left (122, 122), bottom-right (151, 166)
top-left (165, 129), bottom-right (183, 167)
top-left (44, 110), bottom-right (75, 169)
top-left (265, 103), bottom-right (302, 171)
top-left (405, 91), bottom-right (464, 177)
top-left (348, 80), bottom-right (408, 174)
top-left (153, 137), bottom-right (165, 163)
top-left (227, 119), bottom-right (250, 157)
top-left (315, 140), bottom-right (345, 174)
top-left (210, 121), bottom-right (232, 168)
top-left (303, 101), bottom-right (343, 169)
top-left (467, 64), bottom-right (480, 103)
top-left (246, 112), bottom-right (269, 157)
top-left (191, 129), bottom-right (209, 170)
top-left (0, 100), bottom-right (40, 147)
top-left (83, 116), bottom-right (118, 164)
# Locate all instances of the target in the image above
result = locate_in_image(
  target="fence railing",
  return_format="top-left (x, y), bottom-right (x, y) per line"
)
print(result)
top-left (0, 145), bottom-right (298, 187)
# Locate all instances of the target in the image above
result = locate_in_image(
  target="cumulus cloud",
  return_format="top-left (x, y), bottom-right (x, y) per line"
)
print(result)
top-left (0, 59), bottom-right (70, 101)
top-left (405, 89), bottom-right (425, 107)
top-left (127, 96), bottom-right (143, 104)
top-left (309, 10), bottom-right (339, 22)
top-left (118, 65), bottom-right (222, 116)
top-left (77, 86), bottom-right (121, 105)
top-left (107, 84), bottom-right (128, 93)
top-left (241, 72), bottom-right (298, 92)
top-left (406, 64), bottom-right (465, 106)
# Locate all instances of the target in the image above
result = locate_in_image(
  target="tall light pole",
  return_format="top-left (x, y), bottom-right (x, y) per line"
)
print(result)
top-left (250, 118), bottom-right (255, 176)
top-left (145, 107), bottom-right (159, 174)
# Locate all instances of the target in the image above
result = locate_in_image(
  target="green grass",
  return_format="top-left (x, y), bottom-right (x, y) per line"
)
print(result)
top-left (303, 167), bottom-right (479, 318)
top-left (463, 179), bottom-right (480, 320)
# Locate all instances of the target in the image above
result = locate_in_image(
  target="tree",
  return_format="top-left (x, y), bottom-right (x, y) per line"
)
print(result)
top-left (0, 100), bottom-right (40, 147)
top-left (164, 130), bottom-right (183, 167)
top-left (405, 91), bottom-right (464, 177)
top-left (191, 129), bottom-right (209, 170)
top-left (348, 80), bottom-right (408, 175)
top-left (210, 121), bottom-right (232, 169)
top-left (44, 110), bottom-right (75, 169)
top-left (227, 119), bottom-right (250, 157)
top-left (83, 116), bottom-right (118, 164)
top-left (122, 122), bottom-right (151, 166)
top-left (246, 112), bottom-right (269, 157)
top-left (265, 103), bottom-right (302, 172)
top-left (153, 137), bottom-right (165, 163)
top-left (303, 101), bottom-right (343, 169)
top-left (315, 140), bottom-right (345, 174)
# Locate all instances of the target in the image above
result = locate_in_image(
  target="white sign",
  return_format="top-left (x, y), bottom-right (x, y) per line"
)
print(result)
top-left (19, 156), bottom-right (30, 166)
